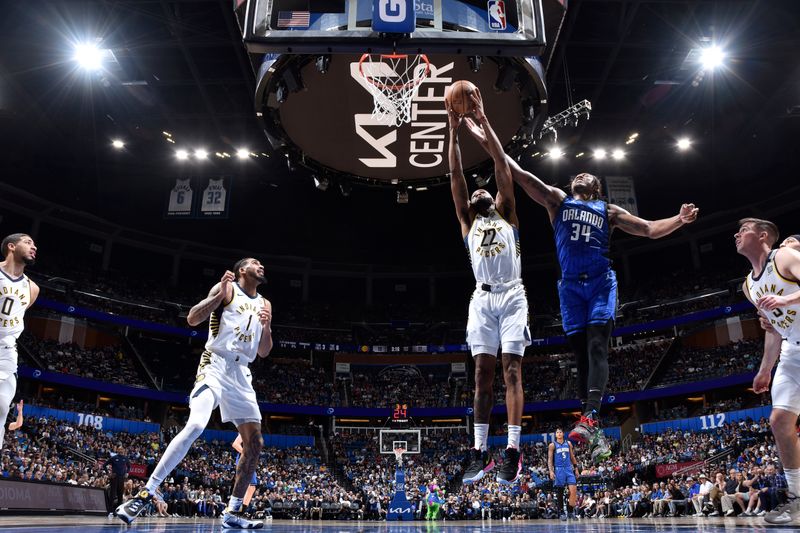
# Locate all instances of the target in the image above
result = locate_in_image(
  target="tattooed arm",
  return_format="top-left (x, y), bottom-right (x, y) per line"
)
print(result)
top-left (186, 271), bottom-right (234, 326)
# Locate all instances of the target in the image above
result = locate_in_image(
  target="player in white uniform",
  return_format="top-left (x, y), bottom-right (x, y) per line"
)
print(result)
top-left (448, 89), bottom-right (529, 485)
top-left (117, 258), bottom-right (273, 529)
top-left (736, 218), bottom-right (800, 524)
top-left (0, 234), bottom-right (39, 450)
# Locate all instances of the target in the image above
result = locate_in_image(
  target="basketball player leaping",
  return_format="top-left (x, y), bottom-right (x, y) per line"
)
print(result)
top-left (736, 218), bottom-right (800, 524)
top-left (449, 89), bottom-right (530, 485)
top-left (549, 428), bottom-right (579, 520)
top-left (117, 258), bottom-right (273, 529)
top-left (463, 120), bottom-right (698, 462)
top-left (0, 234), bottom-right (39, 450)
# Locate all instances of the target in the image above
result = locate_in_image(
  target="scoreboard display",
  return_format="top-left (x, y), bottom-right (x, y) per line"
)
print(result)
top-left (389, 403), bottom-right (410, 428)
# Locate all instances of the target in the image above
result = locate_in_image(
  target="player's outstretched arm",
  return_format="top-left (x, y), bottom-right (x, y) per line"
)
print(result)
top-left (448, 108), bottom-right (472, 238)
top-left (462, 118), bottom-right (564, 221)
top-left (257, 298), bottom-right (273, 357)
top-left (467, 90), bottom-right (517, 226)
top-left (7, 400), bottom-right (23, 431)
top-left (187, 271), bottom-right (234, 326)
top-left (608, 203), bottom-right (699, 238)
top-left (757, 247), bottom-right (800, 310)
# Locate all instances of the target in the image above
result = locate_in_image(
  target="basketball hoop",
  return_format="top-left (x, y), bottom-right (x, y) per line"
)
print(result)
top-left (359, 53), bottom-right (430, 127)
top-left (393, 447), bottom-right (407, 464)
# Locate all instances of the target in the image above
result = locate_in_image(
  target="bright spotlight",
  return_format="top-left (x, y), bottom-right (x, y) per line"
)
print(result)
top-left (699, 45), bottom-right (725, 70)
top-left (195, 149), bottom-right (208, 160)
top-left (612, 149), bottom-right (625, 160)
top-left (677, 138), bottom-right (692, 151)
top-left (73, 43), bottom-right (103, 71)
top-left (111, 139), bottom-right (124, 149)
top-left (176, 149), bottom-right (189, 160)
top-left (236, 148), bottom-right (249, 159)
top-left (593, 149), bottom-right (607, 160)
top-left (549, 147), bottom-right (564, 159)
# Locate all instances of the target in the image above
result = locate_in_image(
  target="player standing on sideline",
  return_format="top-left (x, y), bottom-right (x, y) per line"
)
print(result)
top-left (231, 434), bottom-right (259, 514)
top-left (116, 258), bottom-right (273, 529)
top-left (448, 89), bottom-right (530, 485)
top-left (549, 428), bottom-right (578, 520)
top-left (736, 218), bottom-right (800, 524)
top-left (0, 234), bottom-right (38, 450)
top-left (462, 120), bottom-right (698, 462)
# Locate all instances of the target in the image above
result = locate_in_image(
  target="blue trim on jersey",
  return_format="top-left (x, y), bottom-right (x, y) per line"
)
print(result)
top-left (235, 282), bottom-right (260, 300)
top-left (0, 268), bottom-right (24, 283)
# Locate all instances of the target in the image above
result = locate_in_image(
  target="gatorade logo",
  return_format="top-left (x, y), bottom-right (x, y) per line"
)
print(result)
top-left (378, 0), bottom-right (406, 22)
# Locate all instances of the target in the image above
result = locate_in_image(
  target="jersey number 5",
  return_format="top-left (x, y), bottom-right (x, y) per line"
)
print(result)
top-left (570, 223), bottom-right (591, 243)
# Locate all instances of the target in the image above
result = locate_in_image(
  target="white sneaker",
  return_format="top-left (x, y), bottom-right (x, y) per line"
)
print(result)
top-left (222, 510), bottom-right (264, 529)
top-left (756, 510), bottom-right (766, 517)
top-left (724, 509), bottom-right (735, 517)
top-left (765, 495), bottom-right (800, 524)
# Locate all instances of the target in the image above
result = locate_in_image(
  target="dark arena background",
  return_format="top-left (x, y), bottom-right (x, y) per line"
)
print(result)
top-left (1, 0), bottom-right (800, 531)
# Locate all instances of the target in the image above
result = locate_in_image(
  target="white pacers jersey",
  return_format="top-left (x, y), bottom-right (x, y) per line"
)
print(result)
top-left (746, 250), bottom-right (800, 342)
top-left (0, 270), bottom-right (31, 373)
top-left (204, 283), bottom-right (265, 364)
top-left (466, 210), bottom-right (521, 285)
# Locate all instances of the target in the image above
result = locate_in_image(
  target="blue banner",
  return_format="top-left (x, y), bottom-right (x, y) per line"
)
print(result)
top-left (487, 427), bottom-right (621, 448)
top-left (199, 429), bottom-right (313, 448)
top-left (24, 404), bottom-right (159, 434)
top-left (640, 405), bottom-right (771, 435)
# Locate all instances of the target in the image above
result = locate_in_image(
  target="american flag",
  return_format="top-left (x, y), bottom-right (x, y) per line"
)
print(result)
top-left (277, 11), bottom-right (310, 28)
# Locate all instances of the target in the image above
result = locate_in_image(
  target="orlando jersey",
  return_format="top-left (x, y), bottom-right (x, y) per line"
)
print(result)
top-left (746, 250), bottom-right (800, 342)
top-left (466, 210), bottom-right (521, 285)
top-left (0, 270), bottom-right (32, 373)
top-left (204, 283), bottom-right (266, 364)
top-left (554, 439), bottom-right (572, 470)
top-left (553, 197), bottom-right (611, 278)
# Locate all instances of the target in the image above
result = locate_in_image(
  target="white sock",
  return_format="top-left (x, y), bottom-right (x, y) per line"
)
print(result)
top-left (228, 496), bottom-right (244, 512)
top-left (785, 468), bottom-right (800, 497)
top-left (474, 423), bottom-right (489, 452)
top-left (507, 425), bottom-right (521, 449)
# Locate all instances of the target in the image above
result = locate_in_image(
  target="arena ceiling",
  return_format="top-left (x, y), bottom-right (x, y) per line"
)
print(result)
top-left (0, 0), bottom-right (798, 266)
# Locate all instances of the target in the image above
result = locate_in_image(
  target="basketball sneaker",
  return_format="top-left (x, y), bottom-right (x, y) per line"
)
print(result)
top-left (764, 493), bottom-right (800, 524)
top-left (462, 448), bottom-right (495, 484)
top-left (568, 411), bottom-right (600, 444)
top-left (222, 509), bottom-right (264, 529)
top-left (590, 431), bottom-right (612, 464)
top-left (115, 488), bottom-right (155, 524)
top-left (496, 447), bottom-right (522, 485)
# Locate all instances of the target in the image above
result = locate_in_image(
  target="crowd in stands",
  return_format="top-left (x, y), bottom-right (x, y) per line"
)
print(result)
top-left (656, 339), bottom-right (762, 387)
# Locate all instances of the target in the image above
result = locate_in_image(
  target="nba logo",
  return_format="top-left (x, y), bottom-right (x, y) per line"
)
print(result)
top-left (487, 0), bottom-right (506, 30)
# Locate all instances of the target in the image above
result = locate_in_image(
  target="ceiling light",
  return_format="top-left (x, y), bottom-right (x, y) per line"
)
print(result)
top-left (195, 149), bottom-right (208, 159)
top-left (549, 147), bottom-right (564, 159)
top-left (236, 148), bottom-right (249, 159)
top-left (176, 149), bottom-right (189, 160)
top-left (575, 152), bottom-right (584, 158)
top-left (593, 149), bottom-right (607, 160)
top-left (111, 139), bottom-right (124, 149)
top-left (162, 131), bottom-right (172, 137)
top-left (73, 43), bottom-right (103, 71)
top-left (699, 45), bottom-right (725, 71)
top-left (612, 149), bottom-right (625, 160)
top-left (628, 132), bottom-right (639, 139)
top-left (677, 138), bottom-right (692, 151)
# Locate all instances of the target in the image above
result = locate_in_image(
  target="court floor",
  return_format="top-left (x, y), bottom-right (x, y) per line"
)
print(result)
top-left (0, 516), bottom-right (795, 533)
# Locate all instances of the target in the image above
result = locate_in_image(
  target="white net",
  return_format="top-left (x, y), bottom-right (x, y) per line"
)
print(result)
top-left (358, 54), bottom-right (430, 127)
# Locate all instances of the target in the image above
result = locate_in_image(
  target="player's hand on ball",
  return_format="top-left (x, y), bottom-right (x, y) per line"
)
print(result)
top-left (679, 203), bottom-right (699, 223)
top-left (757, 295), bottom-right (787, 311)
top-left (753, 370), bottom-right (771, 394)
top-left (469, 88), bottom-right (486, 122)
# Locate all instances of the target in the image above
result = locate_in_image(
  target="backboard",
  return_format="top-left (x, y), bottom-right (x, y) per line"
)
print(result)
top-left (380, 429), bottom-right (421, 454)
top-left (235, 0), bottom-right (546, 55)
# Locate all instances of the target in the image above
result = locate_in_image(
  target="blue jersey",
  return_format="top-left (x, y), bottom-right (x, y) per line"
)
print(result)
top-left (553, 440), bottom-right (572, 470)
top-left (553, 197), bottom-right (611, 278)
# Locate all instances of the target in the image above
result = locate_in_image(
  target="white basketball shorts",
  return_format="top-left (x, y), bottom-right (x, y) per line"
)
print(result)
top-left (189, 351), bottom-right (261, 425)
top-left (772, 340), bottom-right (800, 415)
top-left (466, 283), bottom-right (531, 357)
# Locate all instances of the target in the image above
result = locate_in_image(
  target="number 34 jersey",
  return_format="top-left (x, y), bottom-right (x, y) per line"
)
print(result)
top-left (466, 210), bottom-right (521, 285)
top-left (553, 197), bottom-right (611, 278)
top-left (204, 283), bottom-right (266, 364)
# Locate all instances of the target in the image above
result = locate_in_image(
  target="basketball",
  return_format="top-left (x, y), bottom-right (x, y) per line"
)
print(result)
top-left (445, 80), bottom-right (477, 116)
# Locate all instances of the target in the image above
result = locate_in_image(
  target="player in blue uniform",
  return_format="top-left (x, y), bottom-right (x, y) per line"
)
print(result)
top-left (462, 118), bottom-right (698, 461)
top-left (548, 428), bottom-right (578, 520)
top-left (231, 434), bottom-right (259, 514)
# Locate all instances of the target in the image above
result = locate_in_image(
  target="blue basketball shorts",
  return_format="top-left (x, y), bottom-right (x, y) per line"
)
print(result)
top-left (554, 468), bottom-right (577, 487)
top-left (557, 270), bottom-right (617, 335)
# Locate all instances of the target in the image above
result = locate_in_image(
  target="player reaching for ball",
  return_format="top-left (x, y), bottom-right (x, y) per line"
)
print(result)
top-left (448, 86), bottom-right (530, 485)
top-left (462, 117), bottom-right (698, 463)
top-left (116, 258), bottom-right (273, 529)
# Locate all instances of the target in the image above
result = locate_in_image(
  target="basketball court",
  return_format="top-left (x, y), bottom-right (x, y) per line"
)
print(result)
top-left (0, 516), bottom-right (796, 532)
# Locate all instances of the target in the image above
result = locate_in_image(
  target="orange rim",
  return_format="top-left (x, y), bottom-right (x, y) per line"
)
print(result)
top-left (358, 53), bottom-right (430, 91)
